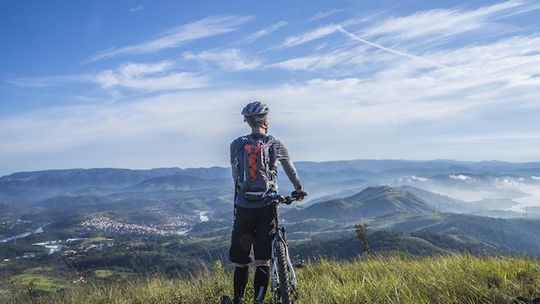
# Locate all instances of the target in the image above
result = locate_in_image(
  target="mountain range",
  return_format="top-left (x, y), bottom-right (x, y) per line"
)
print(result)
top-left (2, 159), bottom-right (540, 259)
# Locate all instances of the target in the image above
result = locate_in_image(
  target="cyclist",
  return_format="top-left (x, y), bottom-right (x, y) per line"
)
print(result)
top-left (224, 101), bottom-right (307, 304)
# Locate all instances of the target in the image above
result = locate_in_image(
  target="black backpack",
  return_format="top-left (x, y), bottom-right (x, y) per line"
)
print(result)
top-left (235, 135), bottom-right (277, 201)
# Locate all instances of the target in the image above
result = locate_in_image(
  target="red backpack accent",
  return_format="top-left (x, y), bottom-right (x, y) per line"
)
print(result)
top-left (244, 143), bottom-right (262, 181)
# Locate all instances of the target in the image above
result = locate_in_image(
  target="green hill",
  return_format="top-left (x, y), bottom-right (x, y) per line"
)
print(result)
top-left (286, 186), bottom-right (434, 221)
top-left (369, 213), bottom-right (540, 255)
top-left (7, 255), bottom-right (540, 304)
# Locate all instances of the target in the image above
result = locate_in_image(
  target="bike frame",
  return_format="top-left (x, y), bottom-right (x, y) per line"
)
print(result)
top-left (270, 197), bottom-right (298, 300)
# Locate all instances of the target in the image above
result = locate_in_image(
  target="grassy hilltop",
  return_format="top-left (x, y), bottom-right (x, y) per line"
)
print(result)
top-left (8, 254), bottom-right (540, 304)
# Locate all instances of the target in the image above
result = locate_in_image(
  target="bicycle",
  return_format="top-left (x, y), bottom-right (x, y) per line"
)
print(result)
top-left (221, 191), bottom-right (306, 304)
top-left (266, 193), bottom-right (304, 304)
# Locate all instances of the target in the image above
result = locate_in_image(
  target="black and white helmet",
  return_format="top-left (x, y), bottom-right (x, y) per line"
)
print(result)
top-left (241, 101), bottom-right (269, 122)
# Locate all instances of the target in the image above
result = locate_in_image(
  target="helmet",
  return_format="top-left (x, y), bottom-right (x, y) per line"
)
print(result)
top-left (241, 101), bottom-right (269, 121)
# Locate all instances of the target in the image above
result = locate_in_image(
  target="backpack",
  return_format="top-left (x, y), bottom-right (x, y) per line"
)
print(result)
top-left (235, 135), bottom-right (277, 201)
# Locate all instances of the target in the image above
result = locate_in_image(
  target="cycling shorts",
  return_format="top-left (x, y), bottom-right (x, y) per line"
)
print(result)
top-left (229, 204), bottom-right (277, 264)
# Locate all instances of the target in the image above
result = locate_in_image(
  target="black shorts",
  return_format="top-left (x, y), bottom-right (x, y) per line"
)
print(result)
top-left (229, 204), bottom-right (277, 264)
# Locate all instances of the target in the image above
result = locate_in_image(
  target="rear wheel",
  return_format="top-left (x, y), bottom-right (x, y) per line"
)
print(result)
top-left (275, 238), bottom-right (293, 304)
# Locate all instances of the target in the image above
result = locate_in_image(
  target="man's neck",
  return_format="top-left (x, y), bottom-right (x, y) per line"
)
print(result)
top-left (251, 127), bottom-right (266, 134)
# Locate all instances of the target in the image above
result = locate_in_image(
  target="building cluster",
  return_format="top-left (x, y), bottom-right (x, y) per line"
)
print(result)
top-left (80, 216), bottom-right (188, 236)
top-left (63, 240), bottom-right (115, 262)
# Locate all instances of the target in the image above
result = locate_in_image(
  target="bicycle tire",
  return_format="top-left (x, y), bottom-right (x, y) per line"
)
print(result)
top-left (275, 238), bottom-right (293, 304)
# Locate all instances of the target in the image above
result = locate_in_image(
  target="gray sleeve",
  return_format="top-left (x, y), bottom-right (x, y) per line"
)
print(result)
top-left (275, 140), bottom-right (303, 190)
top-left (230, 140), bottom-right (240, 184)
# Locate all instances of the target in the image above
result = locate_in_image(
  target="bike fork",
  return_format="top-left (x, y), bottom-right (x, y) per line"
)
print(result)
top-left (271, 240), bottom-right (278, 291)
top-left (286, 246), bottom-right (297, 289)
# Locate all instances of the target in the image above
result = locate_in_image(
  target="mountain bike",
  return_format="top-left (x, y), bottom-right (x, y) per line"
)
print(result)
top-left (220, 191), bottom-right (306, 304)
top-left (266, 193), bottom-right (303, 304)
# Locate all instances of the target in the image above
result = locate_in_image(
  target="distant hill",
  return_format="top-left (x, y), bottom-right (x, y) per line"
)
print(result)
top-left (369, 213), bottom-right (540, 255)
top-left (0, 168), bottom-right (178, 190)
top-left (34, 195), bottom-right (112, 210)
top-left (2, 159), bottom-right (540, 206)
top-left (294, 159), bottom-right (540, 174)
top-left (0, 202), bottom-right (30, 215)
top-left (0, 167), bottom-right (230, 203)
top-left (129, 174), bottom-right (230, 191)
top-left (285, 186), bottom-right (434, 221)
top-left (0, 167), bottom-right (230, 189)
top-left (292, 230), bottom-right (499, 258)
top-left (398, 185), bottom-right (474, 213)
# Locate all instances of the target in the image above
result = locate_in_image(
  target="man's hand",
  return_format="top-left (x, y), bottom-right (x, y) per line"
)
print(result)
top-left (291, 188), bottom-right (308, 201)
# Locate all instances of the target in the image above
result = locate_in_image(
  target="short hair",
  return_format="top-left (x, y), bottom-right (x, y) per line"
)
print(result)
top-left (246, 114), bottom-right (267, 128)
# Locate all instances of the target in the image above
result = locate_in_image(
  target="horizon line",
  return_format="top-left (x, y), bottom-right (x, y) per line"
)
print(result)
top-left (2, 158), bottom-right (540, 177)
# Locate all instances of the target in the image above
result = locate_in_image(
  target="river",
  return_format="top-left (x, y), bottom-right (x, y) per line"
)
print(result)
top-left (0, 226), bottom-right (44, 243)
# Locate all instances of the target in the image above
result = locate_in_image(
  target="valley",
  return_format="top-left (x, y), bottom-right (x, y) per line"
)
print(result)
top-left (1, 159), bottom-right (540, 300)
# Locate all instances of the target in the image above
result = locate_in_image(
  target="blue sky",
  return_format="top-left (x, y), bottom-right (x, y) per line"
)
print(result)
top-left (1, 0), bottom-right (540, 175)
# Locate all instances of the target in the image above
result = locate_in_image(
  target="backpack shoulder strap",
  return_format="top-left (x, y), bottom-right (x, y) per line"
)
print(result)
top-left (263, 135), bottom-right (278, 170)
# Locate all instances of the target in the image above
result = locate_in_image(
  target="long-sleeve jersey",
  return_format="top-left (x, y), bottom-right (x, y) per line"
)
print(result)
top-left (230, 132), bottom-right (302, 208)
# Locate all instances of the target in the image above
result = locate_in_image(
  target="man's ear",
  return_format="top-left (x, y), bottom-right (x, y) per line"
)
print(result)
top-left (262, 119), bottom-right (269, 130)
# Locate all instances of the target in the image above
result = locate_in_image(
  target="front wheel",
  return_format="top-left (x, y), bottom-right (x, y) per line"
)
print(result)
top-left (275, 238), bottom-right (293, 304)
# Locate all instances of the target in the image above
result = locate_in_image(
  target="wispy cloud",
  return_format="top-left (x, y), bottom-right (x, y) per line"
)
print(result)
top-left (238, 21), bottom-right (287, 44)
top-left (129, 5), bottom-right (144, 13)
top-left (269, 49), bottom-right (358, 72)
top-left (309, 9), bottom-right (345, 21)
top-left (86, 15), bottom-right (252, 62)
top-left (271, 1), bottom-right (538, 72)
top-left (0, 90), bottom-right (247, 171)
top-left (269, 24), bottom-right (449, 72)
top-left (183, 49), bottom-right (262, 71)
top-left (278, 24), bottom-right (341, 48)
top-left (95, 60), bottom-right (208, 90)
top-left (364, 0), bottom-right (538, 44)
top-left (338, 26), bottom-right (449, 69)
top-left (4, 46), bottom-right (539, 170)
top-left (2, 43), bottom-right (540, 171)
top-left (10, 61), bottom-right (210, 91)
top-left (275, 18), bottom-right (372, 49)
top-left (3, 1), bottom-right (540, 173)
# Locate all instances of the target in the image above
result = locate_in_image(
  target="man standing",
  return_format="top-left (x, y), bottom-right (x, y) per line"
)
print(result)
top-left (224, 101), bottom-right (307, 304)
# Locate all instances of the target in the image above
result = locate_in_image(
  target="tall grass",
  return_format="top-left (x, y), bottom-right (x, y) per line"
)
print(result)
top-left (8, 254), bottom-right (540, 304)
top-left (299, 255), bottom-right (539, 304)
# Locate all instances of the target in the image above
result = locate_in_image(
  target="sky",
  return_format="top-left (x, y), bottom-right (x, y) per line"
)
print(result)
top-left (1, 0), bottom-right (540, 175)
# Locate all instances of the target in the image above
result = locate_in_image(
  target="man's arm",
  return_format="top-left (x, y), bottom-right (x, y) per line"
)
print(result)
top-left (274, 140), bottom-right (303, 191)
top-left (230, 139), bottom-right (240, 184)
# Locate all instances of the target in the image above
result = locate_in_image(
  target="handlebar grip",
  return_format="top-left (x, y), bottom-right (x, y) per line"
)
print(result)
top-left (291, 190), bottom-right (308, 200)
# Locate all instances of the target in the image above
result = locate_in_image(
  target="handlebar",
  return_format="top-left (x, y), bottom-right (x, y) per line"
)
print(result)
top-left (265, 191), bottom-right (308, 206)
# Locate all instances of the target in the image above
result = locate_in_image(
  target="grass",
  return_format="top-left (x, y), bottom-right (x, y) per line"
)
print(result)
top-left (10, 274), bottom-right (65, 293)
top-left (6, 254), bottom-right (540, 304)
top-left (93, 270), bottom-right (113, 279)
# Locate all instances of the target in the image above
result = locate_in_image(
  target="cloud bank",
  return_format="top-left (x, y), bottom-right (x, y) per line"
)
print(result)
top-left (2, 1), bottom-right (540, 174)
